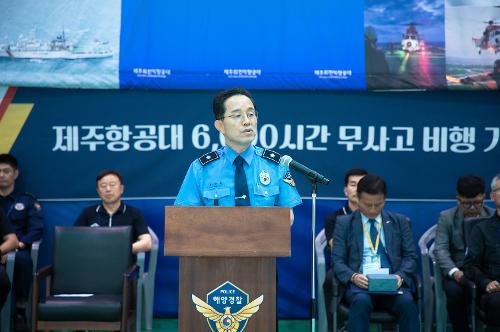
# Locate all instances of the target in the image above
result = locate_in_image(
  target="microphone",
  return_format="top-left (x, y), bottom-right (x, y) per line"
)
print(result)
top-left (280, 155), bottom-right (330, 185)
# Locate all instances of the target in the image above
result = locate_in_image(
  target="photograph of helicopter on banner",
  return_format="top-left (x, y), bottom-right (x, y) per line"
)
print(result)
top-left (364, 0), bottom-right (446, 90)
top-left (445, 1), bottom-right (500, 89)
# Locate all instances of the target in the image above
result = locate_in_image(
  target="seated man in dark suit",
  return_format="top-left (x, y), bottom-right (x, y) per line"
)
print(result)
top-left (332, 174), bottom-right (419, 332)
top-left (464, 174), bottom-right (500, 331)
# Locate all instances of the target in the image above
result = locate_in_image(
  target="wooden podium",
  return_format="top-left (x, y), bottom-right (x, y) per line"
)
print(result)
top-left (164, 206), bottom-right (291, 332)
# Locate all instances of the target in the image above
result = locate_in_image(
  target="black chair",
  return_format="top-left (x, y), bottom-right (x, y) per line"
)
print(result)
top-left (332, 274), bottom-right (422, 332)
top-left (31, 226), bottom-right (138, 332)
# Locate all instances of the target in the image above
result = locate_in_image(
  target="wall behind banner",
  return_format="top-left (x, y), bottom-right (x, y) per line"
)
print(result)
top-left (4, 88), bottom-right (500, 318)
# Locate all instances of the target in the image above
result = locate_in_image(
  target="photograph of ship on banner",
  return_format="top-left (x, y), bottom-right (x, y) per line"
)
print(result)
top-left (445, 0), bottom-right (500, 90)
top-left (0, 28), bottom-right (113, 60)
top-left (0, 0), bottom-right (120, 89)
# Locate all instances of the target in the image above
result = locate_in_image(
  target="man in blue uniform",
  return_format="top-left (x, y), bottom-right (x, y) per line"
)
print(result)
top-left (0, 154), bottom-right (43, 332)
top-left (175, 87), bottom-right (301, 211)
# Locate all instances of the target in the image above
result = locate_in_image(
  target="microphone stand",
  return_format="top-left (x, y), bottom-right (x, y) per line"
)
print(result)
top-left (310, 180), bottom-right (318, 332)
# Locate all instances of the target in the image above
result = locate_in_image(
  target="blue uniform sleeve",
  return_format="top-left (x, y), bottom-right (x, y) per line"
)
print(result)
top-left (276, 166), bottom-right (302, 208)
top-left (19, 195), bottom-right (44, 245)
top-left (174, 161), bottom-right (203, 206)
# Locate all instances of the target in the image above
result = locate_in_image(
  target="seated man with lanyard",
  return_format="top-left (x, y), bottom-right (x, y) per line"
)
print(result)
top-left (332, 174), bottom-right (419, 332)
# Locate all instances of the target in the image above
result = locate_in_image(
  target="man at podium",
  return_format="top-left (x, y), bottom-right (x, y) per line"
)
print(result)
top-left (175, 87), bottom-right (302, 211)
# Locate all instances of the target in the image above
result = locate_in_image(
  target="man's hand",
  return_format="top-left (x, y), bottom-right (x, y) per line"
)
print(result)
top-left (351, 273), bottom-right (369, 289)
top-left (486, 280), bottom-right (500, 293)
top-left (18, 242), bottom-right (26, 250)
top-left (452, 270), bottom-right (464, 283)
top-left (395, 274), bottom-right (403, 288)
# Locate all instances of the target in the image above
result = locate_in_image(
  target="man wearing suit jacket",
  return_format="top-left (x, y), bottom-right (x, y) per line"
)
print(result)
top-left (434, 175), bottom-right (494, 332)
top-left (332, 174), bottom-right (419, 332)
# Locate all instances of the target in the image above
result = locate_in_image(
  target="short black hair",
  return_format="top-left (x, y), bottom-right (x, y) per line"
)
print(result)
top-left (0, 154), bottom-right (18, 170)
top-left (344, 168), bottom-right (368, 186)
top-left (212, 87), bottom-right (256, 120)
top-left (456, 175), bottom-right (485, 198)
top-left (96, 170), bottom-right (123, 186)
top-left (357, 174), bottom-right (387, 197)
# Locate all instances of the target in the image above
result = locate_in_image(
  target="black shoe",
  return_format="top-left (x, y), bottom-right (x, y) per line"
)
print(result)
top-left (14, 313), bottom-right (28, 332)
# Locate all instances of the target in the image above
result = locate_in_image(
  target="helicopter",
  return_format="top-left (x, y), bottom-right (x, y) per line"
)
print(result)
top-left (472, 20), bottom-right (500, 54)
top-left (401, 22), bottom-right (425, 52)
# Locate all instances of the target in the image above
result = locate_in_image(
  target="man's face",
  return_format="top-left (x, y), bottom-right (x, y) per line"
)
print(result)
top-left (344, 175), bottom-right (365, 205)
top-left (457, 193), bottom-right (485, 217)
top-left (0, 163), bottom-right (18, 191)
top-left (358, 192), bottom-right (385, 219)
top-left (490, 179), bottom-right (500, 209)
top-left (214, 94), bottom-right (257, 152)
top-left (96, 174), bottom-right (124, 205)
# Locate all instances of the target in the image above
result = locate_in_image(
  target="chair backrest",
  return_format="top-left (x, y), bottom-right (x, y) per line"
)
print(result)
top-left (418, 224), bottom-right (437, 332)
top-left (315, 228), bottom-right (327, 266)
top-left (418, 224), bottom-right (437, 255)
top-left (52, 226), bottom-right (132, 295)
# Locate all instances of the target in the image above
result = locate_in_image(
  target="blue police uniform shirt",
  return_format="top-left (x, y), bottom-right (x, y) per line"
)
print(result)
top-left (174, 145), bottom-right (302, 208)
top-left (0, 190), bottom-right (43, 245)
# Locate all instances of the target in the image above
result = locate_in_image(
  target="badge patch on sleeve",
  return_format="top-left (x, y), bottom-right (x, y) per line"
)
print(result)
top-left (283, 171), bottom-right (296, 187)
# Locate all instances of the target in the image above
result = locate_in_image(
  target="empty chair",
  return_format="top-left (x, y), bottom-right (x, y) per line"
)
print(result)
top-left (31, 226), bottom-right (138, 332)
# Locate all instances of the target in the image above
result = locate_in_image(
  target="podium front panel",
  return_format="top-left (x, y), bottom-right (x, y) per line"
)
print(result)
top-left (178, 257), bottom-right (276, 332)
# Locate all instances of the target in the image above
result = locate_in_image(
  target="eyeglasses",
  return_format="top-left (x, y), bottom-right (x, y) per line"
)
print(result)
top-left (98, 182), bottom-right (120, 190)
top-left (0, 168), bottom-right (14, 175)
top-left (220, 111), bottom-right (257, 121)
top-left (458, 198), bottom-right (484, 209)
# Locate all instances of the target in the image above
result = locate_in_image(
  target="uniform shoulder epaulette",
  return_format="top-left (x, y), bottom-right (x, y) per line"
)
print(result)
top-left (261, 149), bottom-right (281, 164)
top-left (198, 151), bottom-right (220, 166)
top-left (23, 192), bottom-right (37, 199)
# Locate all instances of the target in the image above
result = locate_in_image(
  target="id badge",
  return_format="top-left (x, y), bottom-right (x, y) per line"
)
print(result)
top-left (371, 255), bottom-right (380, 264)
top-left (363, 261), bottom-right (381, 275)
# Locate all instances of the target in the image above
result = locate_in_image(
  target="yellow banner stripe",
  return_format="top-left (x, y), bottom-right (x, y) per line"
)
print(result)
top-left (0, 104), bottom-right (34, 153)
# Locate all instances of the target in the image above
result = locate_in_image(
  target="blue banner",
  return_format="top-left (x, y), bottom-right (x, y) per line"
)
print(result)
top-left (8, 88), bottom-right (500, 199)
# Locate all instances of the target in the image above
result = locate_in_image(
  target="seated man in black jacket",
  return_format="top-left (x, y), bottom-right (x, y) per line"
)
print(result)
top-left (74, 170), bottom-right (152, 253)
top-left (0, 209), bottom-right (19, 310)
top-left (465, 174), bottom-right (500, 331)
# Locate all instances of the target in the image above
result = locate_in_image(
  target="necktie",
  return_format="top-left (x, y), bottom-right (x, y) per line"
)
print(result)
top-left (234, 156), bottom-right (250, 206)
top-left (368, 219), bottom-right (391, 270)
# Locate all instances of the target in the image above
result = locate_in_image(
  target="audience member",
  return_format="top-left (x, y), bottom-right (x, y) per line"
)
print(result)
top-left (74, 170), bottom-right (152, 253)
top-left (464, 174), bottom-right (500, 331)
top-left (332, 174), bottom-right (419, 332)
top-left (0, 154), bottom-right (43, 332)
top-left (323, 168), bottom-right (367, 331)
top-left (0, 209), bottom-right (18, 311)
top-left (434, 175), bottom-right (494, 332)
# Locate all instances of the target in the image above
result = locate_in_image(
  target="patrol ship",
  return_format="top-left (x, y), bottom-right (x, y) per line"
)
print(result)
top-left (0, 30), bottom-right (113, 60)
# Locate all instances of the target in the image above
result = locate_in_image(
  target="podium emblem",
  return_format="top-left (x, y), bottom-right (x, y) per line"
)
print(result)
top-left (192, 281), bottom-right (264, 332)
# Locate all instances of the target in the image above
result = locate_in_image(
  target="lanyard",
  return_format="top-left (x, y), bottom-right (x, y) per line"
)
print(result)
top-left (361, 220), bottom-right (382, 256)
